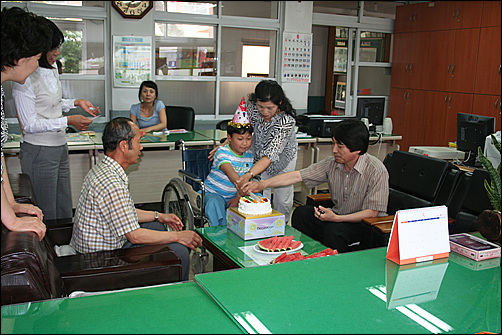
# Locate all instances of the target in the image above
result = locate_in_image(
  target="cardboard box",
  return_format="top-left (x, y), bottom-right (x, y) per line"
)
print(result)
top-left (226, 207), bottom-right (285, 240)
top-left (449, 233), bottom-right (501, 261)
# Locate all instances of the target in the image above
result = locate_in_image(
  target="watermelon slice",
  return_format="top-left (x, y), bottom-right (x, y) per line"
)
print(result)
top-left (258, 236), bottom-right (277, 251)
top-left (270, 236), bottom-right (283, 252)
top-left (280, 235), bottom-right (294, 251)
top-left (272, 252), bottom-right (290, 263)
top-left (288, 240), bottom-right (302, 250)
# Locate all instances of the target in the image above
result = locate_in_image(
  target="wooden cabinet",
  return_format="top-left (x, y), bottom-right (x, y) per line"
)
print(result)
top-left (391, 32), bottom-right (432, 90)
top-left (474, 27), bottom-right (501, 95)
top-left (428, 28), bottom-right (480, 93)
top-left (388, 88), bottom-right (427, 151)
top-left (395, 2), bottom-right (436, 33)
top-left (389, 1), bottom-right (499, 151)
top-left (472, 94), bottom-right (502, 132)
top-left (481, 1), bottom-right (501, 27)
top-left (433, 1), bottom-right (483, 30)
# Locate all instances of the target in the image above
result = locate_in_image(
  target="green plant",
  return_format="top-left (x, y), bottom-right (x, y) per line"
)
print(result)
top-left (478, 134), bottom-right (501, 211)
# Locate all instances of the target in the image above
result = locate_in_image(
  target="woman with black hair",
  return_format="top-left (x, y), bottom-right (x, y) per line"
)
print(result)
top-left (1, 6), bottom-right (51, 239)
top-left (12, 16), bottom-right (100, 221)
top-left (235, 80), bottom-right (298, 223)
top-left (130, 80), bottom-right (167, 132)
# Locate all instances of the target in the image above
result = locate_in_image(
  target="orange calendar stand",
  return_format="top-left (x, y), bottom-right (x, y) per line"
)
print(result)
top-left (386, 205), bottom-right (450, 265)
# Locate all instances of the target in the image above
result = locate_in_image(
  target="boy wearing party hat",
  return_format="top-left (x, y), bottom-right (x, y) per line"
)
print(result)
top-left (203, 97), bottom-right (255, 226)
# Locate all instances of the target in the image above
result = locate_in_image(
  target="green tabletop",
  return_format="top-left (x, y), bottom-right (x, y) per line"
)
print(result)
top-left (195, 247), bottom-right (501, 334)
top-left (196, 225), bottom-right (329, 268)
top-left (1, 282), bottom-right (243, 334)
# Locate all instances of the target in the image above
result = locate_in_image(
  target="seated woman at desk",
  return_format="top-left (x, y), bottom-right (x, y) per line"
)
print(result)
top-left (130, 81), bottom-right (167, 133)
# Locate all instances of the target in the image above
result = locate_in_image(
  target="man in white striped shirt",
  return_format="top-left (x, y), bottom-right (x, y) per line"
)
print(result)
top-left (242, 119), bottom-right (389, 252)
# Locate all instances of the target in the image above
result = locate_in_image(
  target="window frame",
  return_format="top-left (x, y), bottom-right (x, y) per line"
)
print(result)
top-left (1, 1), bottom-right (110, 123)
top-left (153, 2), bottom-right (282, 119)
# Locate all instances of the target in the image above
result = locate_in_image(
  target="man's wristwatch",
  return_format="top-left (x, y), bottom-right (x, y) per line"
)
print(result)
top-left (154, 211), bottom-right (159, 221)
top-left (246, 170), bottom-right (254, 178)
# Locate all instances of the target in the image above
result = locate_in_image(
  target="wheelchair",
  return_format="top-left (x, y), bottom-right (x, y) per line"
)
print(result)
top-left (161, 139), bottom-right (214, 273)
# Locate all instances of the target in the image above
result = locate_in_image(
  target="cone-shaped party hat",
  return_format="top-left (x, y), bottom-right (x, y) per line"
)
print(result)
top-left (228, 97), bottom-right (252, 128)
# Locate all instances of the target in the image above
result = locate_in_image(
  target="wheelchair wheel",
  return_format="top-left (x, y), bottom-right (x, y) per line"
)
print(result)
top-left (161, 178), bottom-right (194, 231)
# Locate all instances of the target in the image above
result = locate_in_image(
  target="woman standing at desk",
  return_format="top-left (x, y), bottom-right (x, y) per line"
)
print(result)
top-left (12, 17), bottom-right (99, 221)
top-left (236, 80), bottom-right (298, 222)
top-left (130, 81), bottom-right (167, 133)
top-left (1, 7), bottom-right (50, 239)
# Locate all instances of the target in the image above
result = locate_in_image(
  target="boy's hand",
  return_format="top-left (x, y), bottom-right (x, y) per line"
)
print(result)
top-left (227, 196), bottom-right (240, 208)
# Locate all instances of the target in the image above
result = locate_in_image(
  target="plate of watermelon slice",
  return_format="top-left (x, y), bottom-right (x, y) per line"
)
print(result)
top-left (254, 235), bottom-right (303, 255)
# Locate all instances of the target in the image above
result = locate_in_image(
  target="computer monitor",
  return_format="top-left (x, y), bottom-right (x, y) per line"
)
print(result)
top-left (456, 112), bottom-right (496, 167)
top-left (356, 97), bottom-right (385, 133)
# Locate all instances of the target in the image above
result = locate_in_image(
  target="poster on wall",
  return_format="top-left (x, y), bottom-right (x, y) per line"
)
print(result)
top-left (282, 32), bottom-right (312, 83)
top-left (113, 36), bottom-right (152, 88)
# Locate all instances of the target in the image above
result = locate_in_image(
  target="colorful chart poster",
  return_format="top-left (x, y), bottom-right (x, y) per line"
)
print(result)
top-left (282, 32), bottom-right (312, 83)
top-left (113, 36), bottom-right (152, 87)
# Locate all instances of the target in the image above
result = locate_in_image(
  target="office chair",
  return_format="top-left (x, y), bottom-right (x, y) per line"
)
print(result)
top-left (165, 106), bottom-right (195, 131)
top-left (216, 119), bottom-right (231, 131)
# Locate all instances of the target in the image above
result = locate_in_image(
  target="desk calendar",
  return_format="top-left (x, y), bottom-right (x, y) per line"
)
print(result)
top-left (386, 205), bottom-right (450, 265)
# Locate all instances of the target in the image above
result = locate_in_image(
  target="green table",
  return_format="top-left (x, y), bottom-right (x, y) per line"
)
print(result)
top-left (1, 282), bottom-right (243, 334)
top-left (196, 225), bottom-right (329, 270)
top-left (195, 247), bottom-right (501, 334)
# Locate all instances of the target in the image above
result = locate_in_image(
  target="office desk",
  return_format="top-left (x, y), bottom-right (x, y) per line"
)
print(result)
top-left (196, 225), bottom-right (328, 270)
top-left (195, 247), bottom-right (501, 334)
top-left (0, 282), bottom-right (244, 334)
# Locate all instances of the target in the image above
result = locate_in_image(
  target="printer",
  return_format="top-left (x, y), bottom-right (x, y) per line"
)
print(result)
top-left (297, 115), bottom-right (356, 137)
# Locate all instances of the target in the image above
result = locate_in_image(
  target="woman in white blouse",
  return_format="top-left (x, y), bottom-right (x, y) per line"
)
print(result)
top-left (12, 17), bottom-right (99, 221)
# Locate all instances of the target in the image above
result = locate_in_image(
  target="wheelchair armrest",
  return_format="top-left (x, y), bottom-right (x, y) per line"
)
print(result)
top-left (178, 169), bottom-right (203, 184)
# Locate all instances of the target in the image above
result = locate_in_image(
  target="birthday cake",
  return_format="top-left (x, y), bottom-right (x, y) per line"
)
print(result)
top-left (238, 195), bottom-right (272, 216)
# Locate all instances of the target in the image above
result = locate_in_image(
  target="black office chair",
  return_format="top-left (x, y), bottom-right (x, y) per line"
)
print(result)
top-left (216, 119), bottom-right (231, 131)
top-left (165, 106), bottom-right (195, 131)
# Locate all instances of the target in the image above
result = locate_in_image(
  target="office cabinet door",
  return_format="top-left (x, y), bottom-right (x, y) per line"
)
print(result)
top-left (409, 31), bottom-right (432, 90)
top-left (475, 27), bottom-right (501, 96)
top-left (433, 1), bottom-right (483, 30)
top-left (391, 32), bottom-right (432, 90)
top-left (481, 1), bottom-right (501, 27)
top-left (428, 30), bottom-right (454, 92)
top-left (424, 92), bottom-right (473, 147)
top-left (449, 28), bottom-right (480, 93)
top-left (424, 91), bottom-right (449, 146)
top-left (390, 33), bottom-right (412, 88)
top-left (473, 94), bottom-right (502, 132)
top-left (395, 2), bottom-right (436, 33)
top-left (429, 29), bottom-right (480, 93)
top-left (445, 93), bottom-right (474, 144)
top-left (389, 88), bottom-right (426, 151)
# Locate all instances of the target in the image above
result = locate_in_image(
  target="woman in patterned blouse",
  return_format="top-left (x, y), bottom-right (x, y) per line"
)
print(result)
top-left (1, 7), bottom-right (50, 240)
top-left (236, 80), bottom-right (298, 222)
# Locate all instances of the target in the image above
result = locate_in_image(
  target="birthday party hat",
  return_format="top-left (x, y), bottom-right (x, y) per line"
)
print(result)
top-left (228, 97), bottom-right (252, 128)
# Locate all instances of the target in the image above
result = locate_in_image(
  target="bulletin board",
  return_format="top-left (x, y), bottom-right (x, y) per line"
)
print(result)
top-left (113, 35), bottom-right (152, 88)
top-left (282, 32), bottom-right (312, 83)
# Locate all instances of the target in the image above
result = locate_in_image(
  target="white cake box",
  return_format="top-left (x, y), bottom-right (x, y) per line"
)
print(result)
top-left (226, 207), bottom-right (285, 240)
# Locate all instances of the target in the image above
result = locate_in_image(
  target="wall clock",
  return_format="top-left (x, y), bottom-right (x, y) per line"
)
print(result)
top-left (112, 1), bottom-right (153, 19)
